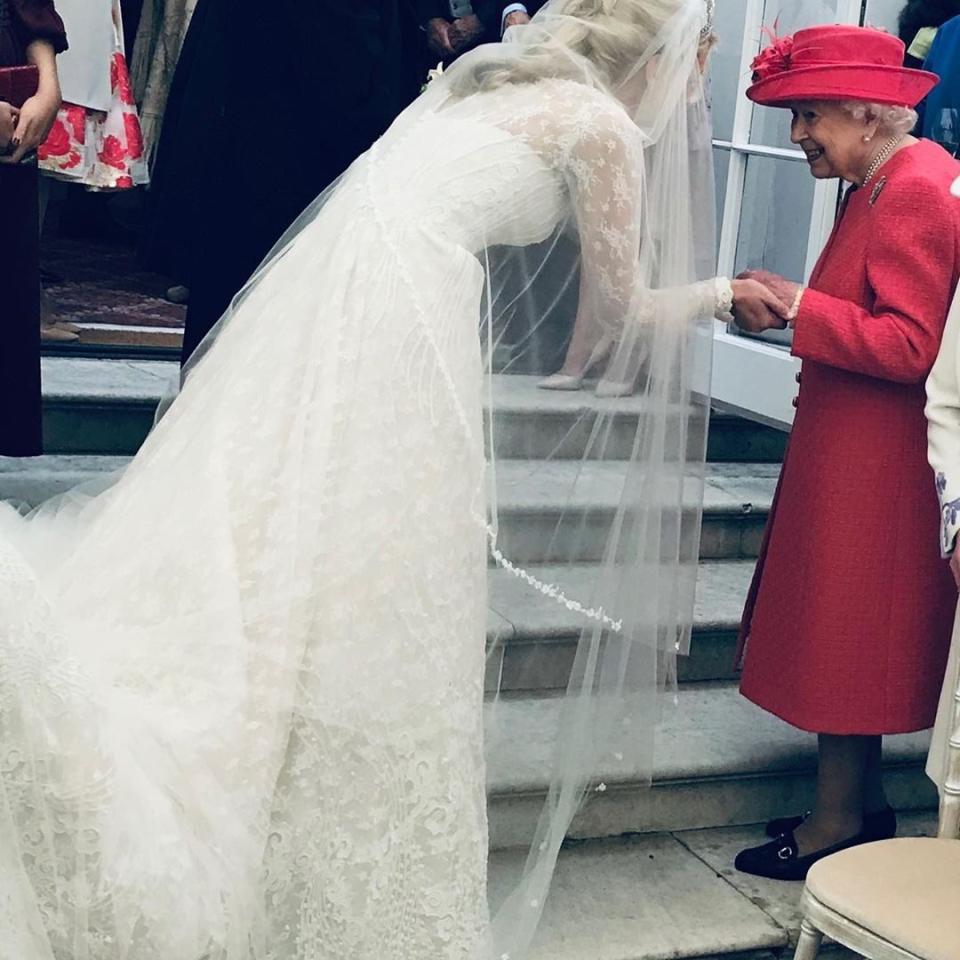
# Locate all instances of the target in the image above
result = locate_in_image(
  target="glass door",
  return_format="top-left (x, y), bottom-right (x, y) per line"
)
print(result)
top-left (708, 0), bottom-right (866, 428)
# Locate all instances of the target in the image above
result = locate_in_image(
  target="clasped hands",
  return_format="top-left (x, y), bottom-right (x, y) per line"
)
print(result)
top-left (730, 269), bottom-right (802, 334)
top-left (0, 88), bottom-right (60, 164)
top-left (427, 9), bottom-right (531, 60)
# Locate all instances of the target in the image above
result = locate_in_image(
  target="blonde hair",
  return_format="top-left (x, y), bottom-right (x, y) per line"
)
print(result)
top-left (460, 0), bottom-right (687, 91)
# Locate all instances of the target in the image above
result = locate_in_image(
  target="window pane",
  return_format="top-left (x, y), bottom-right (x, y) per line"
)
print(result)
top-left (707, 0), bottom-right (749, 142)
top-left (863, 0), bottom-right (901, 34)
top-left (712, 145), bottom-right (729, 261)
top-left (749, 0), bottom-right (841, 149)
top-left (734, 154), bottom-right (816, 346)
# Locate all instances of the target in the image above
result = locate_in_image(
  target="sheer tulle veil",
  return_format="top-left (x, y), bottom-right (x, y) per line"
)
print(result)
top-left (182, 0), bottom-right (717, 954)
top-left (0, 0), bottom-right (716, 957)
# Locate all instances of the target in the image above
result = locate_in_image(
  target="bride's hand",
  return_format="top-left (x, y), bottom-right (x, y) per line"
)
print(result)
top-left (737, 269), bottom-right (801, 311)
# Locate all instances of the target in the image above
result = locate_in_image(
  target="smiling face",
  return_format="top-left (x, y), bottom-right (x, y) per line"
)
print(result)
top-left (789, 100), bottom-right (879, 183)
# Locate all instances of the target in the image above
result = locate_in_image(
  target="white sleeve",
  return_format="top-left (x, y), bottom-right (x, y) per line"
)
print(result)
top-left (566, 117), bottom-right (731, 331)
top-left (501, 3), bottom-right (528, 35)
top-left (926, 285), bottom-right (960, 557)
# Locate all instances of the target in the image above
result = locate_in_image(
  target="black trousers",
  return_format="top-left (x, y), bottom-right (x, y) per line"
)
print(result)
top-left (141, 0), bottom-right (421, 365)
top-left (0, 160), bottom-right (42, 456)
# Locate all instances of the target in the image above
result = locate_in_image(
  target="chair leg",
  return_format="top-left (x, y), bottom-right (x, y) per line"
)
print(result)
top-left (794, 918), bottom-right (824, 960)
top-left (939, 791), bottom-right (960, 839)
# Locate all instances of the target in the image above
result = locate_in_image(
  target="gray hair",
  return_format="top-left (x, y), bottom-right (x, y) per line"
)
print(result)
top-left (839, 100), bottom-right (918, 137)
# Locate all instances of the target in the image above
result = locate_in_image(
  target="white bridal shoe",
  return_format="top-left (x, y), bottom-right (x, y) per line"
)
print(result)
top-left (537, 335), bottom-right (614, 391)
top-left (593, 375), bottom-right (637, 398)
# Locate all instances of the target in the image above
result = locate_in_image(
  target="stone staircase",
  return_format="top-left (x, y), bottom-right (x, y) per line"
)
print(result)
top-left (3, 356), bottom-right (938, 959)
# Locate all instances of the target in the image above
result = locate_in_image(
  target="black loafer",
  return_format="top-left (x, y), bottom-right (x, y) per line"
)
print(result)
top-left (764, 811), bottom-right (811, 838)
top-left (734, 827), bottom-right (874, 882)
top-left (765, 805), bottom-right (896, 840)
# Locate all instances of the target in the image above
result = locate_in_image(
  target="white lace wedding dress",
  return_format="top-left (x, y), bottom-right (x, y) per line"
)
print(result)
top-left (0, 70), bottom-right (720, 960)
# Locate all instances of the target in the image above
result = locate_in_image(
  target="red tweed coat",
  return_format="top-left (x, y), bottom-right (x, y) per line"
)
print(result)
top-left (738, 139), bottom-right (960, 734)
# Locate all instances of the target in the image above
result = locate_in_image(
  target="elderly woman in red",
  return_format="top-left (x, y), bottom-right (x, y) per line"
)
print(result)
top-left (731, 25), bottom-right (960, 880)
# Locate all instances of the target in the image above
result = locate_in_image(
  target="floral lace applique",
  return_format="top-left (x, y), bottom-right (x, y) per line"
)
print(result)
top-left (936, 472), bottom-right (960, 555)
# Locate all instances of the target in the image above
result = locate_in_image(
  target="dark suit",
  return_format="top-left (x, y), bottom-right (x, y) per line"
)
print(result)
top-left (0, 0), bottom-right (67, 456)
top-left (142, 0), bottom-right (421, 364)
top-left (415, 0), bottom-right (545, 54)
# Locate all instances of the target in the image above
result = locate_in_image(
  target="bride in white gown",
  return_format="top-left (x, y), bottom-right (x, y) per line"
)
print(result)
top-left (0, 1), bottom-right (738, 957)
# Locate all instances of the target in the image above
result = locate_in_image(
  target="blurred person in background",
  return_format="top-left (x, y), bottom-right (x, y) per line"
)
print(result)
top-left (36, 0), bottom-right (148, 343)
top-left (140, 0), bottom-right (421, 364)
top-left (419, 0), bottom-right (545, 64)
top-left (129, 0), bottom-right (197, 166)
top-left (0, 0), bottom-right (66, 455)
top-left (898, 0), bottom-right (960, 67)
top-left (914, 12), bottom-right (960, 152)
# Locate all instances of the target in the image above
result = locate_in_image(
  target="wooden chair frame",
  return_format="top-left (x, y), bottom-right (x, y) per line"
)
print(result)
top-left (792, 666), bottom-right (960, 960)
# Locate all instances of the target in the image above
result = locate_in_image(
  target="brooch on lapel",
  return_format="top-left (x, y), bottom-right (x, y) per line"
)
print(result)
top-left (869, 176), bottom-right (887, 206)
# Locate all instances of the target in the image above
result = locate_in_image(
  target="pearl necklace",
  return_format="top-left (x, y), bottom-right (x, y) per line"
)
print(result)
top-left (861, 135), bottom-right (903, 188)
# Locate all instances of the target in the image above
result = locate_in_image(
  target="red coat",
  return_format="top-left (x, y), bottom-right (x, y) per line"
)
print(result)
top-left (738, 140), bottom-right (960, 735)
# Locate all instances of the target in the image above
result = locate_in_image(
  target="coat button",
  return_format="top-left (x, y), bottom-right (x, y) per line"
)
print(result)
top-left (792, 396), bottom-right (799, 409)
top-left (795, 371), bottom-right (802, 384)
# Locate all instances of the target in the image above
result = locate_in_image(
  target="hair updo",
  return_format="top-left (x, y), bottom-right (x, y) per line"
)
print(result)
top-left (456, 0), bottom-right (690, 92)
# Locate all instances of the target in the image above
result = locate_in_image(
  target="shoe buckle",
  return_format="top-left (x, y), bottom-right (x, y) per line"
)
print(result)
top-left (777, 845), bottom-right (793, 861)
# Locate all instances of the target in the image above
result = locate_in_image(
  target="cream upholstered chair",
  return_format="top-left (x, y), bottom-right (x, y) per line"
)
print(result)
top-left (793, 669), bottom-right (960, 960)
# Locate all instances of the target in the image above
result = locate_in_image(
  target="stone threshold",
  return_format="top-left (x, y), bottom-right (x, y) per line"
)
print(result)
top-left (496, 812), bottom-right (936, 960)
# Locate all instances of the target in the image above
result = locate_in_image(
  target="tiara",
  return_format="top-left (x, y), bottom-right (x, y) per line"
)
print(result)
top-left (700, 0), bottom-right (715, 42)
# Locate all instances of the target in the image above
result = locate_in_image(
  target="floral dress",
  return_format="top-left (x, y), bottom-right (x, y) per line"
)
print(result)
top-left (38, 0), bottom-right (147, 190)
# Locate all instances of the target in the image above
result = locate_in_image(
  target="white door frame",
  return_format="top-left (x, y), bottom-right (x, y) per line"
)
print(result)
top-left (710, 0), bottom-right (865, 429)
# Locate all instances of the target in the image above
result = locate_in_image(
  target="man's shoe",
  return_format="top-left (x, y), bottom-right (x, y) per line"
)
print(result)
top-left (40, 323), bottom-right (79, 343)
top-left (52, 320), bottom-right (81, 334)
top-left (165, 285), bottom-right (190, 304)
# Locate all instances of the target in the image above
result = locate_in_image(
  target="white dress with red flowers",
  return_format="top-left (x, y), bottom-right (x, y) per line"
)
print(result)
top-left (39, 0), bottom-right (147, 190)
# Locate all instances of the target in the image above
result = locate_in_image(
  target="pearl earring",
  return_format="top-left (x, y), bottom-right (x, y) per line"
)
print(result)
top-left (863, 134), bottom-right (872, 142)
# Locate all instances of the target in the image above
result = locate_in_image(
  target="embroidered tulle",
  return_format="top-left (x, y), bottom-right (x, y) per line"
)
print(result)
top-left (0, 1), bottom-right (717, 955)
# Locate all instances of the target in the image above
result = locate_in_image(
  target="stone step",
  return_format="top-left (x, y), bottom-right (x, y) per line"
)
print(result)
top-left (40, 358), bottom-right (787, 462)
top-left (487, 560), bottom-right (754, 693)
top-left (0, 455), bottom-right (777, 564)
top-left (42, 356), bottom-right (172, 456)
top-left (491, 374), bottom-right (788, 463)
top-left (0, 445), bottom-right (753, 690)
top-left (492, 811), bottom-right (937, 960)
top-left (0, 446), bottom-right (752, 690)
top-left (485, 682), bottom-right (936, 849)
top-left (495, 460), bottom-right (775, 562)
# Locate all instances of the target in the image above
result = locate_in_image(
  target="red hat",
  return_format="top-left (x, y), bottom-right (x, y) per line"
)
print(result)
top-left (746, 24), bottom-right (939, 108)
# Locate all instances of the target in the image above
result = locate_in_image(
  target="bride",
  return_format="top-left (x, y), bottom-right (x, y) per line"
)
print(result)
top-left (0, 1), bottom-right (761, 957)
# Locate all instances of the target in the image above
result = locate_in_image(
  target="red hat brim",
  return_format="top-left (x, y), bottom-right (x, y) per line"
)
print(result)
top-left (746, 63), bottom-right (939, 108)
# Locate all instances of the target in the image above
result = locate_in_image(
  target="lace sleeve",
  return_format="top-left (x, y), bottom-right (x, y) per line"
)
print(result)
top-left (562, 108), bottom-right (728, 333)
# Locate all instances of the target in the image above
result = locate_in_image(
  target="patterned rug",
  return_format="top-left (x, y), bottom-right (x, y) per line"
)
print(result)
top-left (42, 237), bottom-right (185, 351)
